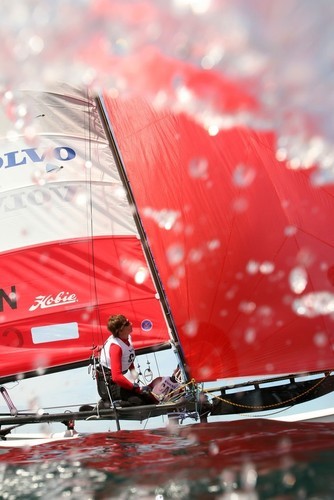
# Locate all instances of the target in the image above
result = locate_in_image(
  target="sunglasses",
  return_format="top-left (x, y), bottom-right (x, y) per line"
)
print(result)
top-left (121, 320), bottom-right (130, 329)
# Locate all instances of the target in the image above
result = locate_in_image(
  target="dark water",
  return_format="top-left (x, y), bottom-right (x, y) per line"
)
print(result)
top-left (1, 419), bottom-right (334, 499)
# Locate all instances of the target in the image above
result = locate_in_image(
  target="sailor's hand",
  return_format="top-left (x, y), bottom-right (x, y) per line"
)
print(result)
top-left (140, 385), bottom-right (152, 395)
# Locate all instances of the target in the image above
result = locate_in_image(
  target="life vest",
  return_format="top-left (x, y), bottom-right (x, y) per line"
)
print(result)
top-left (99, 335), bottom-right (135, 373)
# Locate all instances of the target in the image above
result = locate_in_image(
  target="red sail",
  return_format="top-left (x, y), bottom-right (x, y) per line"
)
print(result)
top-left (0, 87), bottom-right (170, 381)
top-left (103, 93), bottom-right (334, 382)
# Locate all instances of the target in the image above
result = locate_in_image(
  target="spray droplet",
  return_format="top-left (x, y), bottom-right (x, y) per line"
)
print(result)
top-left (31, 169), bottom-right (46, 186)
top-left (166, 244), bottom-right (184, 265)
top-left (75, 192), bottom-right (87, 207)
top-left (208, 124), bottom-right (219, 136)
top-left (241, 462), bottom-right (258, 491)
top-left (246, 260), bottom-right (259, 274)
top-left (233, 164), bottom-right (256, 187)
top-left (208, 441), bottom-right (220, 455)
top-left (289, 266), bottom-right (308, 294)
top-left (259, 261), bottom-right (275, 274)
top-left (207, 239), bottom-right (220, 251)
top-left (188, 157), bottom-right (208, 179)
top-left (232, 197), bottom-right (248, 212)
top-left (134, 267), bottom-right (148, 284)
top-left (239, 301), bottom-right (256, 314)
top-left (282, 472), bottom-right (296, 487)
top-left (285, 225), bottom-right (297, 237)
top-left (143, 207), bottom-right (180, 230)
top-left (188, 248), bottom-right (203, 263)
top-left (183, 319), bottom-right (198, 337)
top-left (292, 291), bottom-right (334, 317)
top-left (167, 275), bottom-right (180, 289)
top-left (314, 331), bottom-right (328, 347)
top-left (245, 328), bottom-right (256, 344)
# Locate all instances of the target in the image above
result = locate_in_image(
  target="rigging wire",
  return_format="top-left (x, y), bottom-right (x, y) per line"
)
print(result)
top-left (152, 352), bottom-right (162, 378)
top-left (85, 89), bottom-right (107, 351)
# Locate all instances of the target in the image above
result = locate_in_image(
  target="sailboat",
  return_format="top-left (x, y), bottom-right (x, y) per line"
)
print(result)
top-left (1, 84), bottom-right (334, 446)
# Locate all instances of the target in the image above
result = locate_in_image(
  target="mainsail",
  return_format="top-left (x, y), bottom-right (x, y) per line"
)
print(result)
top-left (101, 93), bottom-right (334, 382)
top-left (0, 86), bottom-right (171, 382)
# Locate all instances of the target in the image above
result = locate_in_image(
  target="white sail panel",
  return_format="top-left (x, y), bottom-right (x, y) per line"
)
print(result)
top-left (0, 85), bottom-right (137, 252)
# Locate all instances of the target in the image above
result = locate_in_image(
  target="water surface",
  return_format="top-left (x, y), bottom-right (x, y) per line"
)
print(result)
top-left (1, 419), bottom-right (334, 499)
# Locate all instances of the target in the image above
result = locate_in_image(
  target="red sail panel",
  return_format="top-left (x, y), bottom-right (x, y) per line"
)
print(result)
top-left (0, 87), bottom-right (170, 380)
top-left (0, 237), bottom-right (169, 379)
top-left (0, 345), bottom-right (91, 380)
top-left (103, 94), bottom-right (334, 382)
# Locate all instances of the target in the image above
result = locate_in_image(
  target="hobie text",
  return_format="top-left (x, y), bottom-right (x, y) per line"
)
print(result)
top-left (29, 291), bottom-right (78, 311)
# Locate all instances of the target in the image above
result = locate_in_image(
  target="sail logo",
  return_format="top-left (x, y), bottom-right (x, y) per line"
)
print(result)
top-left (0, 185), bottom-right (81, 214)
top-left (141, 319), bottom-right (153, 332)
top-left (0, 147), bottom-right (76, 169)
top-left (29, 291), bottom-right (78, 311)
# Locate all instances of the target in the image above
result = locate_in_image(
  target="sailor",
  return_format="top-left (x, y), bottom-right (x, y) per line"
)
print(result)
top-left (96, 314), bottom-right (155, 407)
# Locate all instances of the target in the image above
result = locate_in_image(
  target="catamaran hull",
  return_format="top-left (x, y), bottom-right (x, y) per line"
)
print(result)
top-left (0, 431), bottom-right (85, 448)
top-left (210, 373), bottom-right (334, 416)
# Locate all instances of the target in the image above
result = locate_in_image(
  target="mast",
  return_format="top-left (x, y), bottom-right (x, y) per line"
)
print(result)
top-left (95, 96), bottom-right (189, 381)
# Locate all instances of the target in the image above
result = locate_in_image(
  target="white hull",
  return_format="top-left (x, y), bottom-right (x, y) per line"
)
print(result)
top-left (0, 431), bottom-right (84, 448)
top-left (271, 407), bottom-right (334, 423)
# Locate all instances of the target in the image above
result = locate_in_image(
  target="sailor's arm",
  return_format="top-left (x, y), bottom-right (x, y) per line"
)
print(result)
top-left (110, 344), bottom-right (140, 392)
